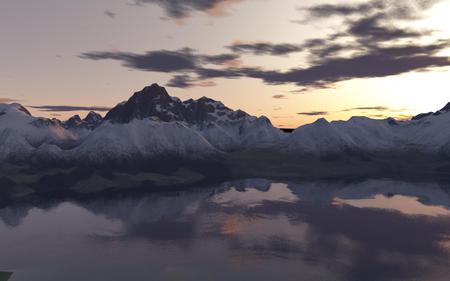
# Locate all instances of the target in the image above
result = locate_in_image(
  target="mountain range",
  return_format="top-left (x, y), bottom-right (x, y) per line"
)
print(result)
top-left (1, 83), bottom-right (450, 165)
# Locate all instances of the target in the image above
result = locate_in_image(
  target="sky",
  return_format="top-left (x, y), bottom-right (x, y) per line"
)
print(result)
top-left (1, 0), bottom-right (450, 128)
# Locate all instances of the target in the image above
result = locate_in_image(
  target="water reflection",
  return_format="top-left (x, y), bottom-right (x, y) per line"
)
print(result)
top-left (334, 194), bottom-right (450, 216)
top-left (1, 179), bottom-right (450, 281)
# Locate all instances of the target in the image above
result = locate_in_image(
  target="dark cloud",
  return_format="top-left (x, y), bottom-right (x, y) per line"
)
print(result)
top-left (303, 1), bottom-right (384, 18)
top-left (82, 1), bottom-right (449, 90)
top-left (287, 88), bottom-right (309, 94)
top-left (302, 0), bottom-right (440, 21)
top-left (347, 13), bottom-right (429, 44)
top-left (166, 74), bottom-right (195, 88)
top-left (186, 40), bottom-right (450, 88)
top-left (81, 40), bottom-right (450, 89)
top-left (104, 10), bottom-right (116, 18)
top-left (248, 42), bottom-right (450, 87)
top-left (297, 111), bottom-right (328, 116)
top-left (306, 43), bottom-right (349, 62)
top-left (272, 94), bottom-right (286, 99)
top-left (80, 48), bottom-right (239, 74)
top-left (30, 105), bottom-right (112, 112)
top-left (202, 53), bottom-right (240, 64)
top-left (342, 106), bottom-right (390, 112)
top-left (80, 48), bottom-right (199, 72)
top-left (133, 0), bottom-right (244, 19)
top-left (295, 1), bottom-right (441, 60)
top-left (195, 67), bottom-right (246, 79)
top-left (227, 42), bottom-right (302, 56)
top-left (166, 74), bottom-right (216, 88)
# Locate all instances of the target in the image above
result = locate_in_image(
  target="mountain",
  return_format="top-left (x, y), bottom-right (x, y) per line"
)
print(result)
top-left (0, 84), bottom-right (284, 163)
top-left (104, 84), bottom-right (286, 151)
top-left (73, 119), bottom-right (217, 163)
top-left (0, 103), bottom-right (78, 161)
top-left (284, 109), bottom-right (450, 155)
top-left (412, 102), bottom-right (450, 120)
top-left (2, 83), bottom-right (450, 166)
top-left (63, 111), bottom-right (103, 130)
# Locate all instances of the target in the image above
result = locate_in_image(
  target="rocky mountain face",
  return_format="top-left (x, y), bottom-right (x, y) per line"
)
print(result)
top-left (0, 84), bottom-right (285, 163)
top-left (1, 83), bottom-right (450, 164)
top-left (104, 84), bottom-right (286, 151)
top-left (63, 111), bottom-right (103, 130)
top-left (105, 84), bottom-right (258, 126)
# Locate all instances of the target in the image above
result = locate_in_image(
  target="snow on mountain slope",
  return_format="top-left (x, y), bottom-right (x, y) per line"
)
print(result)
top-left (183, 97), bottom-right (286, 150)
top-left (3, 84), bottom-right (450, 163)
top-left (404, 110), bottom-right (450, 152)
top-left (104, 84), bottom-right (286, 151)
top-left (197, 115), bottom-right (286, 150)
top-left (0, 84), bottom-right (285, 163)
top-left (285, 117), bottom-right (403, 154)
top-left (285, 106), bottom-right (450, 155)
top-left (0, 103), bottom-right (78, 161)
top-left (73, 119), bottom-right (218, 162)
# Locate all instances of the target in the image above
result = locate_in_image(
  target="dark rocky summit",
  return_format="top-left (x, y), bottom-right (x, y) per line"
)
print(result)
top-left (104, 83), bottom-right (253, 126)
top-left (63, 111), bottom-right (103, 130)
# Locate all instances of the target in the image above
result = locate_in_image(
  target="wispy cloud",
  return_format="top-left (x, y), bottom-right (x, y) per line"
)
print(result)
top-left (227, 42), bottom-right (302, 56)
top-left (104, 10), bottom-right (116, 19)
top-left (368, 114), bottom-right (388, 118)
top-left (297, 111), bottom-right (329, 116)
top-left (30, 105), bottom-right (112, 112)
top-left (272, 94), bottom-right (286, 99)
top-left (341, 106), bottom-right (390, 112)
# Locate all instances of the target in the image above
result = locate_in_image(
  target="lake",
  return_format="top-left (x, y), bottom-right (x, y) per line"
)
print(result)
top-left (1, 179), bottom-right (450, 281)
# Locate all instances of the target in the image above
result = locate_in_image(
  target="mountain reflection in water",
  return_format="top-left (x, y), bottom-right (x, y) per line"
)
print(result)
top-left (1, 179), bottom-right (450, 281)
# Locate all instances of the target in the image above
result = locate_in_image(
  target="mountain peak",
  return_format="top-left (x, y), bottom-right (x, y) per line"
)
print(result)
top-left (314, 118), bottom-right (329, 125)
top-left (103, 83), bottom-right (263, 128)
top-left (67, 115), bottom-right (82, 122)
top-left (133, 84), bottom-right (170, 101)
top-left (84, 111), bottom-right (102, 123)
top-left (0, 103), bottom-right (32, 117)
top-left (63, 112), bottom-right (102, 130)
top-left (104, 84), bottom-right (182, 123)
top-left (63, 115), bottom-right (82, 129)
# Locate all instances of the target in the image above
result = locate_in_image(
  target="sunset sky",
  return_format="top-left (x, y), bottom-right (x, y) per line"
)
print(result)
top-left (1, 0), bottom-right (450, 128)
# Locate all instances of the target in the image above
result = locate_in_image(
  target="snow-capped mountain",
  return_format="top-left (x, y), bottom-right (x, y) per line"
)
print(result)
top-left (2, 83), bottom-right (450, 165)
top-left (0, 103), bottom-right (78, 161)
top-left (285, 103), bottom-right (450, 155)
top-left (0, 84), bottom-right (284, 163)
top-left (104, 83), bottom-right (286, 151)
top-left (73, 119), bottom-right (217, 163)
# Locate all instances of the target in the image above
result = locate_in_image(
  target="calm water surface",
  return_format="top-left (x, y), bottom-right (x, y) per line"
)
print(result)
top-left (1, 179), bottom-right (450, 281)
